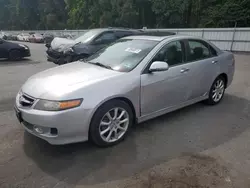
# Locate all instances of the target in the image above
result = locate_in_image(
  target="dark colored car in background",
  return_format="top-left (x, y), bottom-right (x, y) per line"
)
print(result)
top-left (46, 28), bottom-right (143, 65)
top-left (0, 39), bottom-right (30, 60)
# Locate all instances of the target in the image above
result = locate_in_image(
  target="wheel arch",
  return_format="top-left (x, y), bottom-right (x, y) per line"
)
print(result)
top-left (88, 96), bottom-right (137, 138)
top-left (8, 48), bottom-right (21, 57)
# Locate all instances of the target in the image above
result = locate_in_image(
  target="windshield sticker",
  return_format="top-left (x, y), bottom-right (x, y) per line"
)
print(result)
top-left (125, 47), bottom-right (141, 54)
top-left (123, 63), bottom-right (132, 68)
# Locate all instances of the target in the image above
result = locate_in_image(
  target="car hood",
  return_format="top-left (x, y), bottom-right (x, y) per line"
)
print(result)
top-left (51, 37), bottom-right (76, 52)
top-left (21, 62), bottom-right (123, 100)
top-left (6, 41), bottom-right (20, 47)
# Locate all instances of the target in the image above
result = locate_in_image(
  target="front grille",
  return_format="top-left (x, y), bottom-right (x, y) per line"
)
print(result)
top-left (19, 93), bottom-right (35, 108)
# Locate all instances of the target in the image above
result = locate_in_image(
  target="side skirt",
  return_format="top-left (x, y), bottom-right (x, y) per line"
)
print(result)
top-left (137, 95), bottom-right (208, 123)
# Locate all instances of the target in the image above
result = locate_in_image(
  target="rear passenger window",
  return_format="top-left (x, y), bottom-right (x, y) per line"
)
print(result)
top-left (187, 40), bottom-right (211, 61)
top-left (152, 41), bottom-right (184, 66)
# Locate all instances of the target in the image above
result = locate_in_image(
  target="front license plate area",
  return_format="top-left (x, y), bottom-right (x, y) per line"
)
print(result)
top-left (14, 106), bottom-right (23, 123)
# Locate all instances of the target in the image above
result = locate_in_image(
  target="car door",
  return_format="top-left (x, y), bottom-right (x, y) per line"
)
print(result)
top-left (92, 31), bottom-right (117, 53)
top-left (0, 39), bottom-right (7, 58)
top-left (185, 39), bottom-right (220, 100)
top-left (140, 40), bottom-right (193, 116)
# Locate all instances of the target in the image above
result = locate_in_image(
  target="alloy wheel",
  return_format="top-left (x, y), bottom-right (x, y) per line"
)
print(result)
top-left (99, 107), bottom-right (129, 143)
top-left (212, 79), bottom-right (225, 102)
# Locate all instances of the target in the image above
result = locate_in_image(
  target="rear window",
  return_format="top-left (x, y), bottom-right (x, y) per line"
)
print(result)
top-left (187, 40), bottom-right (211, 61)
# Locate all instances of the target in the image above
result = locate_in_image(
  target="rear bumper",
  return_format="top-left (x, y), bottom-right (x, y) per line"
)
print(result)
top-left (227, 65), bottom-right (235, 88)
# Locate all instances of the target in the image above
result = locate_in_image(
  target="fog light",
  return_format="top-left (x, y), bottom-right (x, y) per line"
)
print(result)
top-left (50, 128), bottom-right (58, 136)
top-left (34, 126), bottom-right (44, 134)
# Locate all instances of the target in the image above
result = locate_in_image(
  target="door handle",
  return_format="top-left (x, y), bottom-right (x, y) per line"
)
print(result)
top-left (212, 60), bottom-right (218, 64)
top-left (180, 68), bottom-right (190, 73)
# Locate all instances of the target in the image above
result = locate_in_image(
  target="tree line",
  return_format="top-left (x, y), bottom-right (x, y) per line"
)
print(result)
top-left (1, 0), bottom-right (250, 30)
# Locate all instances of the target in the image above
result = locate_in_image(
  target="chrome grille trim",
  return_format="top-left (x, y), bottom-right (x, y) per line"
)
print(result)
top-left (19, 92), bottom-right (36, 108)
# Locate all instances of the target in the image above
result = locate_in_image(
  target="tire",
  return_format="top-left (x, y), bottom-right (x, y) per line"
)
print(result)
top-left (205, 76), bottom-right (226, 105)
top-left (89, 100), bottom-right (134, 147)
top-left (9, 50), bottom-right (22, 61)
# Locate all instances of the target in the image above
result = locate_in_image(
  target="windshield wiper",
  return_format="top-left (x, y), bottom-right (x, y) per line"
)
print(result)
top-left (87, 61), bottom-right (113, 70)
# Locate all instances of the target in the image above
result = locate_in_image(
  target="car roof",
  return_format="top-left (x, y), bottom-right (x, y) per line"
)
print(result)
top-left (87, 28), bottom-right (142, 33)
top-left (123, 35), bottom-right (207, 42)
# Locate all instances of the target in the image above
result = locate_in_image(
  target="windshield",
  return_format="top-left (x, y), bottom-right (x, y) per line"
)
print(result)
top-left (74, 30), bottom-right (101, 43)
top-left (86, 39), bottom-right (158, 72)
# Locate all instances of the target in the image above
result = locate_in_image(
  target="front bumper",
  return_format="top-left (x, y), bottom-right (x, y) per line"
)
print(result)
top-left (47, 54), bottom-right (72, 65)
top-left (21, 49), bottom-right (31, 57)
top-left (46, 48), bottom-right (86, 65)
top-left (15, 98), bottom-right (92, 145)
top-left (46, 49), bottom-right (73, 65)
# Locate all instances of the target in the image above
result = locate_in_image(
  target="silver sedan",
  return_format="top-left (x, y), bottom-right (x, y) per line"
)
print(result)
top-left (14, 35), bottom-right (235, 146)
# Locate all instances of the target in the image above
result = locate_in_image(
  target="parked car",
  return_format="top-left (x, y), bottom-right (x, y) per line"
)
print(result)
top-left (28, 33), bottom-right (44, 43)
top-left (0, 32), bottom-right (7, 40)
top-left (6, 33), bottom-right (18, 41)
top-left (46, 28), bottom-right (143, 65)
top-left (17, 33), bottom-right (30, 42)
top-left (15, 35), bottom-right (234, 146)
top-left (0, 38), bottom-right (30, 60)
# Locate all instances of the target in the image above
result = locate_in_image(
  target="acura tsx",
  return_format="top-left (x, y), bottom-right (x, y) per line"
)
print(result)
top-left (14, 35), bottom-right (235, 147)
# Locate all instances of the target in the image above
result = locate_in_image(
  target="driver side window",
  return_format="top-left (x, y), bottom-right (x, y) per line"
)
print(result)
top-left (152, 41), bottom-right (184, 66)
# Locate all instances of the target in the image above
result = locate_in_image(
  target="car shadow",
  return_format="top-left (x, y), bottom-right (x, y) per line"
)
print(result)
top-left (0, 58), bottom-right (40, 66)
top-left (23, 94), bottom-right (250, 186)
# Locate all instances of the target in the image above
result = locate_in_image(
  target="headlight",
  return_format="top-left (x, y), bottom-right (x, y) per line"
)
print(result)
top-left (34, 99), bottom-right (82, 111)
top-left (18, 44), bottom-right (28, 49)
top-left (63, 48), bottom-right (74, 54)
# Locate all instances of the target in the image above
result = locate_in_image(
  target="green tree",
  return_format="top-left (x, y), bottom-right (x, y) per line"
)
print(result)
top-left (0, 0), bottom-right (250, 30)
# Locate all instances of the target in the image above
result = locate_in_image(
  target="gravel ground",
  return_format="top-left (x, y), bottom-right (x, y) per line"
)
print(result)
top-left (0, 42), bottom-right (250, 188)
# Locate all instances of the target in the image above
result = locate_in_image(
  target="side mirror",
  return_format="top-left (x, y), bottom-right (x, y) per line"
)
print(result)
top-left (149, 61), bottom-right (169, 73)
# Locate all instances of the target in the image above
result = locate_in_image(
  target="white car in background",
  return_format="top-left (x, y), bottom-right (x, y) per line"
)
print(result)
top-left (17, 33), bottom-right (30, 42)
